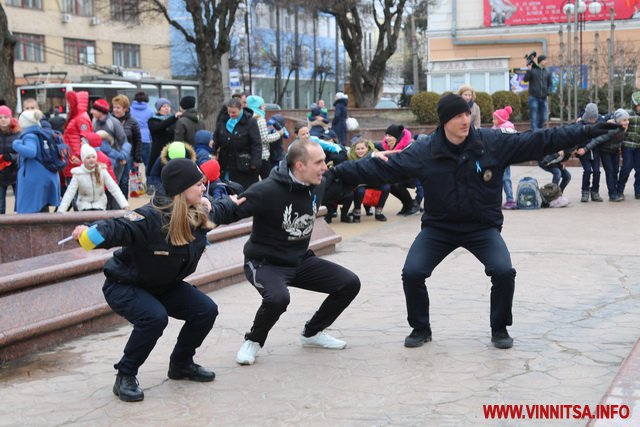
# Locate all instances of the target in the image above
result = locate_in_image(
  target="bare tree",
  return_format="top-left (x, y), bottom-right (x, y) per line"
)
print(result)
top-left (314, 48), bottom-right (334, 101)
top-left (258, 29), bottom-right (303, 106)
top-left (0, 4), bottom-right (16, 109)
top-left (138, 0), bottom-right (240, 127)
top-left (319, 0), bottom-right (407, 107)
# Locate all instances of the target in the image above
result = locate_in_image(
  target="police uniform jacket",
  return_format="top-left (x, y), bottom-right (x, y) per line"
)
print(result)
top-left (93, 195), bottom-right (237, 295)
top-left (332, 124), bottom-right (589, 233)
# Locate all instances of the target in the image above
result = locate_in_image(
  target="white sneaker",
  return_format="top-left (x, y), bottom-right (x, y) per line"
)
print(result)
top-left (300, 331), bottom-right (346, 349)
top-left (236, 340), bottom-right (261, 365)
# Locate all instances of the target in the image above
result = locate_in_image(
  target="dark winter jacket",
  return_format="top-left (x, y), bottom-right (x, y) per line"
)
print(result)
top-left (174, 108), bottom-right (204, 146)
top-left (116, 111), bottom-right (143, 163)
top-left (213, 108), bottom-right (261, 173)
top-left (331, 98), bottom-right (348, 145)
top-left (232, 161), bottom-right (343, 267)
top-left (523, 64), bottom-right (552, 98)
top-left (93, 195), bottom-right (238, 295)
top-left (0, 119), bottom-right (20, 186)
top-left (332, 124), bottom-right (591, 233)
top-left (148, 114), bottom-right (178, 176)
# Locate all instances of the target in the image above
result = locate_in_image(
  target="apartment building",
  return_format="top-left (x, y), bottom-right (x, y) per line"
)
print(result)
top-left (6, 0), bottom-right (171, 85)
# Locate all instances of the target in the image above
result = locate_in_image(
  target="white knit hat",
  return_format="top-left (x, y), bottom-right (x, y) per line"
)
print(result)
top-left (18, 110), bottom-right (41, 129)
top-left (81, 143), bottom-right (97, 162)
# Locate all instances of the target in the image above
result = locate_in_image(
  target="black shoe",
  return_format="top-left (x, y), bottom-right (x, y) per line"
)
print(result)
top-left (168, 362), bottom-right (216, 382)
top-left (635, 194), bottom-right (640, 200)
top-left (113, 373), bottom-right (144, 402)
top-left (375, 213), bottom-right (387, 222)
top-left (364, 206), bottom-right (373, 216)
top-left (403, 204), bottom-right (420, 216)
top-left (404, 326), bottom-right (432, 348)
top-left (397, 207), bottom-right (408, 215)
top-left (352, 211), bottom-right (361, 223)
top-left (491, 328), bottom-right (514, 349)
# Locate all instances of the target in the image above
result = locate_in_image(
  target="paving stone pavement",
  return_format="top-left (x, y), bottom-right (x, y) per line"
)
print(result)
top-left (1, 165), bottom-right (639, 427)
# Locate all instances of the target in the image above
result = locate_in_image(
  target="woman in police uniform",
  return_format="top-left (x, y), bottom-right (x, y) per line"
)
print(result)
top-left (71, 158), bottom-right (244, 402)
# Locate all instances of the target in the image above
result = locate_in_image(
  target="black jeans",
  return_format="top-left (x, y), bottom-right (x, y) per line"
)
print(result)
top-left (401, 226), bottom-right (516, 331)
top-left (579, 150), bottom-right (601, 192)
top-left (103, 280), bottom-right (218, 376)
top-left (243, 252), bottom-right (361, 346)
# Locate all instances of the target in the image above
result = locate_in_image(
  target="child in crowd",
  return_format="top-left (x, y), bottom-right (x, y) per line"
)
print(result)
top-left (597, 108), bottom-right (625, 202)
top-left (194, 129), bottom-right (214, 165)
top-left (380, 124), bottom-right (419, 216)
top-left (616, 95), bottom-right (640, 199)
top-left (148, 141), bottom-right (197, 195)
top-left (577, 103), bottom-right (603, 202)
top-left (97, 130), bottom-right (131, 183)
top-left (492, 106), bottom-right (517, 209)
top-left (58, 144), bottom-right (129, 212)
top-left (266, 114), bottom-right (288, 169)
top-left (347, 138), bottom-right (390, 222)
top-left (0, 105), bottom-right (19, 214)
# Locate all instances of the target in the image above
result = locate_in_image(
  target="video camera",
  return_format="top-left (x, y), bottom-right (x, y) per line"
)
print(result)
top-left (525, 50), bottom-right (537, 67)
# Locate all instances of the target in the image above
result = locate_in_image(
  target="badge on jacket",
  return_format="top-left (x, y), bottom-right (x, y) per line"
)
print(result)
top-left (483, 169), bottom-right (493, 182)
top-left (124, 211), bottom-right (145, 222)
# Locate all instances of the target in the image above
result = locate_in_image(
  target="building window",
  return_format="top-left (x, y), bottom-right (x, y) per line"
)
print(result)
top-left (110, 0), bottom-right (138, 22)
top-left (113, 43), bottom-right (140, 68)
top-left (61, 0), bottom-right (93, 17)
top-left (64, 38), bottom-right (96, 64)
top-left (470, 73), bottom-right (486, 92)
top-left (489, 72), bottom-right (506, 93)
top-left (15, 33), bottom-right (45, 62)
top-left (6, 0), bottom-right (42, 8)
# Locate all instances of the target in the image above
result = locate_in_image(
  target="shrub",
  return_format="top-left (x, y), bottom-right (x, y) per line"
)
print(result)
top-left (475, 92), bottom-right (494, 124)
top-left (410, 91), bottom-right (440, 124)
top-left (519, 91), bottom-right (529, 122)
top-left (491, 91), bottom-right (521, 121)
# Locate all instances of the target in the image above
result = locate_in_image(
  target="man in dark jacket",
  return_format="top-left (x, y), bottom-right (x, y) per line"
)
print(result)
top-left (174, 96), bottom-right (204, 146)
top-left (523, 54), bottom-right (553, 130)
top-left (231, 139), bottom-right (361, 366)
top-left (328, 93), bottom-right (620, 350)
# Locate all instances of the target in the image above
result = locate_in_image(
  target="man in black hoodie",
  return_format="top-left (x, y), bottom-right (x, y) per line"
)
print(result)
top-left (232, 139), bottom-right (361, 366)
top-left (174, 96), bottom-right (204, 146)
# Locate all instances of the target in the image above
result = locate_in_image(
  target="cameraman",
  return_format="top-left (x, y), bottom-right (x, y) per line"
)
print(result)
top-left (524, 54), bottom-right (552, 130)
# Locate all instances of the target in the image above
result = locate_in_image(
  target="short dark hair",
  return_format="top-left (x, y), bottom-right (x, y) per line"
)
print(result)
top-left (287, 139), bottom-right (316, 170)
top-left (294, 122), bottom-right (307, 135)
top-left (134, 91), bottom-right (149, 103)
top-left (227, 98), bottom-right (242, 109)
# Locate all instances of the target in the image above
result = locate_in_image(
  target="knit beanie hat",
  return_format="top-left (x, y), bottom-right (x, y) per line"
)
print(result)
top-left (92, 99), bottom-right (110, 114)
top-left (493, 106), bottom-right (513, 125)
top-left (437, 94), bottom-right (470, 125)
top-left (246, 95), bottom-right (265, 112)
top-left (155, 98), bottom-right (171, 111)
top-left (161, 158), bottom-right (203, 197)
top-left (0, 105), bottom-right (12, 117)
top-left (200, 159), bottom-right (221, 183)
top-left (583, 103), bottom-right (599, 121)
top-left (19, 110), bottom-right (41, 129)
top-left (614, 108), bottom-right (630, 122)
top-left (385, 124), bottom-right (404, 140)
top-left (167, 141), bottom-right (187, 160)
top-left (81, 144), bottom-right (97, 162)
top-left (179, 96), bottom-right (196, 110)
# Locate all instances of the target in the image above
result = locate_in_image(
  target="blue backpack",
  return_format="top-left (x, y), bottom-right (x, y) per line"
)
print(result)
top-left (516, 177), bottom-right (542, 209)
top-left (36, 127), bottom-right (70, 173)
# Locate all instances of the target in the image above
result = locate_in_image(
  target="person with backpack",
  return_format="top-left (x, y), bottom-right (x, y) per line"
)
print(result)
top-left (327, 93), bottom-right (622, 350)
top-left (0, 105), bottom-right (20, 214)
top-left (12, 110), bottom-right (61, 213)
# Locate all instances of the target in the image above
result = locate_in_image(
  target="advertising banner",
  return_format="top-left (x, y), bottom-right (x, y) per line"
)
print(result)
top-left (484, 0), bottom-right (640, 27)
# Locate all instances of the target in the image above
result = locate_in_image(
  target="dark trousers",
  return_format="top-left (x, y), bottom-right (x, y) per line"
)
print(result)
top-left (401, 226), bottom-right (516, 331)
top-left (103, 280), bottom-right (218, 376)
top-left (390, 182), bottom-right (414, 208)
top-left (600, 150), bottom-right (621, 198)
top-left (229, 168), bottom-right (259, 191)
top-left (579, 150), bottom-right (601, 192)
top-left (259, 159), bottom-right (273, 180)
top-left (539, 164), bottom-right (571, 191)
top-left (617, 147), bottom-right (640, 196)
top-left (243, 252), bottom-right (361, 346)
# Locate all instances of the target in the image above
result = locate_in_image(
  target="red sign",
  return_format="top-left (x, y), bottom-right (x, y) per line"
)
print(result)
top-left (484, 0), bottom-right (640, 27)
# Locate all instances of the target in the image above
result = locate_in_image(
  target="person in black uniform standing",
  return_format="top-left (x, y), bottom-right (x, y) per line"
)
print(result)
top-left (232, 138), bottom-right (361, 366)
top-left (71, 158), bottom-right (244, 402)
top-left (328, 94), bottom-right (621, 350)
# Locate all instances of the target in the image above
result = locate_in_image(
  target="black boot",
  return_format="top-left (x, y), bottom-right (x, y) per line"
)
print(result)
top-left (491, 327), bottom-right (514, 349)
top-left (113, 373), bottom-right (144, 402)
top-left (352, 209), bottom-right (361, 223)
top-left (168, 362), bottom-right (216, 382)
top-left (340, 207), bottom-right (352, 223)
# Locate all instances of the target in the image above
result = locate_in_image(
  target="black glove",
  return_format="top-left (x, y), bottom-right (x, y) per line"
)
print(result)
top-left (584, 122), bottom-right (622, 139)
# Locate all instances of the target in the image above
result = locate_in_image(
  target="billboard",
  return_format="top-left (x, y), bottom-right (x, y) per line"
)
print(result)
top-left (484, 0), bottom-right (640, 27)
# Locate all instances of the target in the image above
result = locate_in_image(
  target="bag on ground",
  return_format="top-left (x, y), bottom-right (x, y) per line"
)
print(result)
top-left (516, 176), bottom-right (542, 209)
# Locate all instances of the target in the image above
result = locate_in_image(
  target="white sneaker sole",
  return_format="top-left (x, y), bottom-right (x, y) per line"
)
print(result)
top-left (236, 357), bottom-right (255, 365)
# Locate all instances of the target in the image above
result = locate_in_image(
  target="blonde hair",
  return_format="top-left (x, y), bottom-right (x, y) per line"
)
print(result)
top-left (112, 95), bottom-right (130, 111)
top-left (457, 85), bottom-right (476, 100)
top-left (155, 193), bottom-right (214, 246)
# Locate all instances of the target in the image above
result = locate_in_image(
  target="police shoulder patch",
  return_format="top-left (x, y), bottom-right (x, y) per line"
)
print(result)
top-left (124, 211), bottom-right (145, 222)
